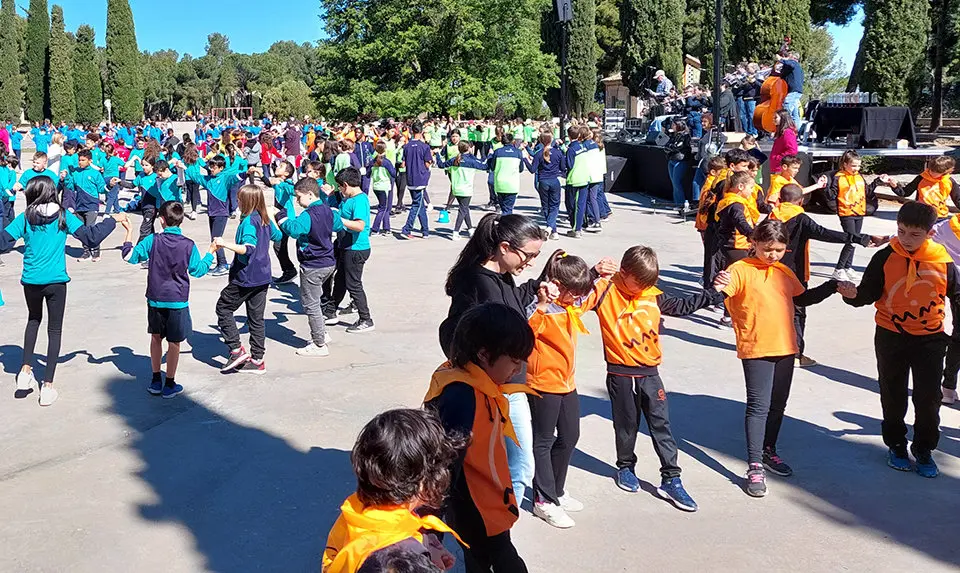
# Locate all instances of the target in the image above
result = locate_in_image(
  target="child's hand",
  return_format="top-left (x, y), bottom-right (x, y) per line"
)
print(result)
top-left (423, 533), bottom-right (455, 571)
top-left (817, 174), bottom-right (829, 188)
top-left (321, 183), bottom-right (335, 196)
top-left (111, 212), bottom-right (128, 223)
top-left (868, 234), bottom-right (890, 248)
top-left (878, 174), bottom-right (895, 186)
top-left (539, 280), bottom-right (560, 304)
top-left (713, 270), bottom-right (731, 291)
top-left (208, 242), bottom-right (220, 254)
top-left (213, 237), bottom-right (227, 250)
top-left (110, 177), bottom-right (120, 186)
top-left (837, 281), bottom-right (857, 298)
top-left (594, 257), bottom-right (618, 278)
top-left (267, 206), bottom-right (279, 219)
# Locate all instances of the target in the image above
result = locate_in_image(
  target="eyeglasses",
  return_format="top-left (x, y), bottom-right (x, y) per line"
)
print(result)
top-left (510, 246), bottom-right (540, 266)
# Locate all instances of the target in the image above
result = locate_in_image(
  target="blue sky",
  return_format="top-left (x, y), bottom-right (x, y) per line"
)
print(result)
top-left (30, 0), bottom-right (863, 74)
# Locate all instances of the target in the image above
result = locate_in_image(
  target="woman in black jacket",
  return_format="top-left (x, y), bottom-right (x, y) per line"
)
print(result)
top-left (666, 119), bottom-right (692, 206)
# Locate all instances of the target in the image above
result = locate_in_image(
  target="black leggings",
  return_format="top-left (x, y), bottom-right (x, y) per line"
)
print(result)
top-left (394, 171), bottom-right (407, 209)
top-left (529, 390), bottom-right (580, 504)
top-left (742, 355), bottom-right (795, 463)
top-left (836, 216), bottom-right (863, 270)
top-left (454, 196), bottom-right (473, 231)
top-left (274, 236), bottom-right (296, 275)
top-left (184, 181), bottom-right (201, 211)
top-left (22, 283), bottom-right (68, 383)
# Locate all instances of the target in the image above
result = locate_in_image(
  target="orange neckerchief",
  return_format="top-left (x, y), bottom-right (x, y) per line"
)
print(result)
top-left (949, 214), bottom-right (960, 241)
top-left (740, 257), bottom-right (794, 281)
top-left (423, 362), bottom-right (535, 444)
top-left (612, 274), bottom-right (663, 315)
top-left (322, 494), bottom-right (465, 573)
top-left (770, 202), bottom-right (805, 223)
top-left (889, 237), bottom-right (953, 293)
top-left (838, 171), bottom-right (865, 207)
top-left (918, 169), bottom-right (951, 205)
top-left (715, 192), bottom-right (760, 224)
top-left (565, 306), bottom-right (590, 334)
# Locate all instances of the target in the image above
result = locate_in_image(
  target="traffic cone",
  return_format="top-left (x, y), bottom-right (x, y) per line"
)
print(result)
top-left (437, 209), bottom-right (450, 224)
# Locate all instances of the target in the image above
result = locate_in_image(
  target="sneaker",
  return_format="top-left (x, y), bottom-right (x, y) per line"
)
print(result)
top-left (745, 463), bottom-right (767, 497)
top-left (549, 231), bottom-right (559, 241)
top-left (16, 370), bottom-right (37, 391)
top-left (450, 232), bottom-right (461, 241)
top-left (614, 467), bottom-right (640, 493)
top-left (91, 256), bottom-right (101, 263)
top-left (720, 315), bottom-right (732, 328)
top-left (238, 358), bottom-right (266, 374)
top-left (140, 260), bottom-right (150, 270)
top-left (38, 383), bottom-right (59, 406)
top-left (467, 228), bottom-right (474, 237)
top-left (162, 384), bottom-right (184, 399)
top-left (566, 230), bottom-right (583, 239)
top-left (77, 253), bottom-right (91, 262)
top-left (585, 223), bottom-right (602, 233)
top-left (185, 211), bottom-right (197, 220)
top-left (275, 270), bottom-right (298, 284)
top-left (762, 447), bottom-right (793, 477)
top-left (210, 265), bottom-right (229, 277)
top-left (221, 346), bottom-right (251, 373)
top-left (797, 355), bottom-right (818, 368)
top-left (915, 452), bottom-right (939, 478)
top-left (324, 313), bottom-right (339, 326)
top-left (533, 500), bottom-right (575, 529)
top-left (845, 268), bottom-right (859, 282)
top-left (396, 232), bottom-right (418, 240)
top-left (296, 343), bottom-right (330, 357)
top-left (147, 379), bottom-right (163, 395)
top-left (656, 477), bottom-right (699, 512)
top-left (558, 493), bottom-right (584, 512)
top-left (709, 304), bottom-right (725, 314)
top-left (324, 331), bottom-right (332, 345)
top-left (831, 268), bottom-right (847, 281)
top-left (886, 448), bottom-right (912, 472)
top-left (339, 301), bottom-right (358, 315)
top-left (346, 319), bottom-right (376, 333)
top-left (943, 387), bottom-right (958, 404)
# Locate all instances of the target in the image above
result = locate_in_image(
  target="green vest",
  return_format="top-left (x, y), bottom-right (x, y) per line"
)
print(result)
top-left (333, 153), bottom-right (351, 178)
top-left (449, 163), bottom-right (477, 197)
top-left (494, 154), bottom-right (521, 195)
top-left (371, 159), bottom-right (392, 191)
top-left (444, 142), bottom-right (459, 168)
top-left (567, 147), bottom-right (591, 187)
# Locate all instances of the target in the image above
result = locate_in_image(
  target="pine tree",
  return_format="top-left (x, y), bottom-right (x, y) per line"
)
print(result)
top-left (0, 0), bottom-right (23, 123)
top-left (727, 0), bottom-right (811, 64)
top-left (24, 0), bottom-right (49, 121)
top-left (621, 0), bottom-right (684, 95)
top-left (568, 0), bottom-right (598, 115)
top-left (928, 0), bottom-right (959, 130)
top-left (73, 25), bottom-right (102, 124)
top-left (48, 5), bottom-right (74, 123)
top-left (859, 0), bottom-right (929, 106)
top-left (105, 0), bottom-right (142, 122)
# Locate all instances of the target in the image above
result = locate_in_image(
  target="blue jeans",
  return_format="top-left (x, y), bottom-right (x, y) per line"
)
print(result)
top-left (586, 183), bottom-right (602, 225)
top-left (738, 98), bottom-right (758, 136)
top-left (401, 188), bottom-right (430, 235)
top-left (497, 192), bottom-right (517, 215)
top-left (567, 185), bottom-right (593, 231)
top-left (538, 178), bottom-right (562, 231)
top-left (228, 181), bottom-right (240, 213)
top-left (597, 184), bottom-right (612, 218)
top-left (506, 391), bottom-right (534, 503)
top-left (784, 92), bottom-right (802, 127)
top-left (691, 166), bottom-right (707, 202)
top-left (687, 112), bottom-right (703, 138)
top-left (104, 184), bottom-right (121, 214)
top-left (668, 160), bottom-right (688, 205)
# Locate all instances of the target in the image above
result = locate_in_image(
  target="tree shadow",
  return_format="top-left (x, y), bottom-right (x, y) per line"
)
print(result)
top-left (105, 376), bottom-right (355, 572)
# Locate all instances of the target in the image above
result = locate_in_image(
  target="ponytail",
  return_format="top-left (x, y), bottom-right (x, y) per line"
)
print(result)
top-left (540, 133), bottom-right (552, 163)
top-left (445, 213), bottom-right (547, 296)
top-left (539, 249), bottom-right (594, 297)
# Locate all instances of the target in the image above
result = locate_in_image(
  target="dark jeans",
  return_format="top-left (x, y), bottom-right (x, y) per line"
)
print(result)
top-left (742, 355), bottom-right (795, 463)
top-left (836, 216), bottom-right (863, 270)
top-left (104, 183), bottom-right (121, 214)
top-left (497, 193), bottom-right (517, 216)
top-left (77, 211), bottom-right (100, 257)
top-left (538, 178), bottom-right (561, 232)
top-left (394, 171), bottom-right (407, 209)
top-left (2, 201), bottom-right (13, 227)
top-left (22, 283), bottom-right (67, 383)
top-left (875, 327), bottom-right (947, 456)
top-left (209, 215), bottom-right (228, 267)
top-left (454, 196), bottom-right (473, 232)
top-left (585, 182), bottom-right (602, 225)
top-left (605, 373), bottom-right (681, 478)
top-left (332, 248), bottom-right (371, 321)
top-left (794, 303), bottom-right (807, 356)
top-left (401, 188), bottom-right (429, 235)
top-left (458, 530), bottom-right (527, 573)
top-left (565, 185), bottom-right (587, 231)
top-left (138, 203), bottom-right (157, 244)
top-left (228, 180), bottom-right (240, 214)
top-left (184, 180), bottom-right (201, 211)
top-left (372, 188), bottom-right (393, 232)
top-left (668, 160), bottom-right (688, 205)
top-left (273, 236), bottom-right (296, 275)
top-left (529, 390), bottom-right (580, 504)
top-left (944, 338), bottom-right (960, 390)
top-left (488, 182), bottom-right (497, 206)
top-left (216, 283), bottom-right (269, 360)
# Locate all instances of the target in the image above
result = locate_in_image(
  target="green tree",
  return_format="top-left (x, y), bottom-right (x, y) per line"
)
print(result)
top-left (73, 24), bottom-right (102, 124)
top-left (24, 0), bottom-right (49, 121)
top-left (810, 0), bottom-right (861, 26)
top-left (928, 0), bottom-right (959, 130)
top-left (620, 0), bottom-right (684, 95)
top-left (859, 0), bottom-right (929, 106)
top-left (595, 0), bottom-right (621, 78)
top-left (804, 27), bottom-right (848, 100)
top-left (568, 0), bottom-right (598, 114)
top-left (105, 0), bottom-right (142, 122)
top-left (727, 0), bottom-right (811, 64)
top-left (261, 79), bottom-right (316, 119)
top-left (48, 5), bottom-right (74, 123)
top-left (0, 0), bottom-right (23, 122)
top-left (141, 50), bottom-right (178, 119)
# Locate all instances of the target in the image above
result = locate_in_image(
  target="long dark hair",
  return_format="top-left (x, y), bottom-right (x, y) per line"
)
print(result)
top-left (774, 109), bottom-right (795, 139)
top-left (445, 213), bottom-right (547, 296)
top-left (25, 176), bottom-right (66, 230)
top-left (539, 249), bottom-right (594, 297)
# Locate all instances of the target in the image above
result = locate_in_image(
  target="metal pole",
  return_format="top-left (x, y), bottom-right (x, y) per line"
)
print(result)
top-left (712, 0), bottom-right (722, 123)
top-left (560, 20), bottom-right (568, 141)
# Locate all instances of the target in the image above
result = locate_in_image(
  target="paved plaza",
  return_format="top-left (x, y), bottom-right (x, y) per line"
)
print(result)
top-left (0, 163), bottom-right (958, 572)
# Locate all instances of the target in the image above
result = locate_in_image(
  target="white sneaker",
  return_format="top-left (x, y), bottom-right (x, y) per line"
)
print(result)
top-left (558, 493), bottom-right (584, 512)
top-left (16, 370), bottom-right (37, 391)
top-left (467, 228), bottom-right (474, 237)
top-left (943, 387), bottom-right (959, 405)
top-left (831, 268), bottom-right (847, 281)
top-left (450, 232), bottom-right (461, 241)
top-left (844, 268), bottom-right (859, 282)
top-left (533, 501), bottom-right (575, 529)
top-left (324, 332), bottom-right (332, 345)
top-left (39, 384), bottom-right (59, 406)
top-left (296, 343), bottom-right (330, 357)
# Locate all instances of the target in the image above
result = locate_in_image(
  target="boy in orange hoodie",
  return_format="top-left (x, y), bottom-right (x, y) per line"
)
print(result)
top-left (889, 155), bottom-right (959, 222)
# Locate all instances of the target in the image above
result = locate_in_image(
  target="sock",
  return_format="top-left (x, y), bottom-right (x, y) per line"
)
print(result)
top-left (165, 376), bottom-right (176, 388)
top-left (152, 371), bottom-right (162, 383)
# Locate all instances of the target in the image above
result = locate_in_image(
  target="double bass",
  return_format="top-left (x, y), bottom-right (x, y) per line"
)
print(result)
top-left (753, 37), bottom-right (792, 134)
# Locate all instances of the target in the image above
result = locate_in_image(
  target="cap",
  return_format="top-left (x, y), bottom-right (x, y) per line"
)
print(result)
top-left (655, 70), bottom-right (665, 78)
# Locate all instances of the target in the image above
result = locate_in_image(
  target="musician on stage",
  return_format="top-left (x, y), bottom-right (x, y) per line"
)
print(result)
top-left (655, 70), bottom-right (675, 96)
top-left (778, 51), bottom-right (805, 126)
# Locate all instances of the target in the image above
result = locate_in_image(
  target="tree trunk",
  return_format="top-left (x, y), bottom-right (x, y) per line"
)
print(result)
top-left (846, 28), bottom-right (867, 92)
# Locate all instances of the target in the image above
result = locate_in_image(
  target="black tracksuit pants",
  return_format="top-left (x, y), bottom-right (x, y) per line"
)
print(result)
top-left (606, 373), bottom-right (681, 478)
top-left (528, 390), bottom-right (580, 504)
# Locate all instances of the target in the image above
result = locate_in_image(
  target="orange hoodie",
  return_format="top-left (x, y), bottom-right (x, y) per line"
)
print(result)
top-left (917, 170), bottom-right (954, 218)
top-left (526, 296), bottom-right (594, 394)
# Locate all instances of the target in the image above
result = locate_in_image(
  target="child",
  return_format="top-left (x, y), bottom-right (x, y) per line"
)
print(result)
top-left (369, 141), bottom-right (397, 236)
top-left (68, 149), bottom-right (108, 261)
top-left (522, 133), bottom-right (565, 240)
top-left (331, 167), bottom-right (375, 333)
top-left (0, 155), bottom-right (17, 226)
top-left (181, 145), bottom-right (206, 219)
top-left (699, 149), bottom-right (751, 287)
top-left (695, 156), bottom-right (728, 237)
top-left (841, 201), bottom-right (960, 478)
top-left (487, 133), bottom-right (524, 217)
top-left (99, 143), bottom-right (126, 214)
top-left (58, 141), bottom-right (80, 211)
top-left (400, 121), bottom-right (433, 239)
top-left (889, 155), bottom-right (960, 221)
top-left (199, 155), bottom-right (245, 276)
top-left (826, 150), bottom-right (894, 281)
top-left (424, 302), bottom-right (534, 573)
top-left (322, 408), bottom-right (462, 573)
top-left (276, 177), bottom-right (337, 356)
top-left (721, 220), bottom-right (842, 496)
top-left (766, 155), bottom-right (828, 206)
top-left (588, 245), bottom-right (726, 510)
top-left (933, 212), bottom-right (960, 404)
top-left (713, 171), bottom-right (762, 287)
top-left (266, 161), bottom-right (298, 284)
top-left (15, 152), bottom-right (58, 192)
top-left (564, 127), bottom-right (591, 237)
top-left (0, 177), bottom-right (122, 406)
top-left (120, 201), bottom-right (217, 398)
top-left (215, 185), bottom-right (283, 373)
top-left (435, 141), bottom-right (488, 240)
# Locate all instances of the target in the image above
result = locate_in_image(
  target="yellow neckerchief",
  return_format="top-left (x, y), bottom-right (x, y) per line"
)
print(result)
top-left (918, 169), bottom-right (951, 203)
top-left (565, 305), bottom-right (590, 334)
top-left (771, 202), bottom-right (805, 223)
top-left (423, 362), bottom-right (535, 443)
top-left (715, 192), bottom-right (760, 224)
top-left (323, 494), bottom-right (465, 573)
top-left (739, 256), bottom-right (793, 281)
top-left (612, 274), bottom-right (662, 316)
top-left (889, 237), bottom-right (953, 294)
top-left (949, 214), bottom-right (960, 241)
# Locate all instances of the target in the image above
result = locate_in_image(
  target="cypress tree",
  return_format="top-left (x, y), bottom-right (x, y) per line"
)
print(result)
top-left (73, 25), bottom-right (103, 124)
top-left (24, 0), bottom-right (49, 121)
top-left (0, 0), bottom-right (23, 123)
top-left (105, 0), bottom-right (142, 122)
top-left (48, 5), bottom-right (74, 123)
top-left (568, 0), bottom-right (598, 115)
top-left (621, 0), bottom-right (684, 95)
top-left (727, 0), bottom-right (811, 64)
top-left (859, 0), bottom-right (929, 106)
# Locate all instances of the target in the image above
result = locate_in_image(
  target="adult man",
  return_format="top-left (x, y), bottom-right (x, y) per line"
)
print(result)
top-left (655, 70), bottom-right (675, 96)
top-left (779, 51), bottom-right (805, 127)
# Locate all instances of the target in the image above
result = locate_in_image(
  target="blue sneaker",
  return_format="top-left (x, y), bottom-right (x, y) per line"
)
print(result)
top-left (887, 448), bottom-right (912, 472)
top-left (915, 453), bottom-right (939, 478)
top-left (615, 467), bottom-right (640, 493)
top-left (210, 265), bottom-right (229, 277)
top-left (147, 379), bottom-right (163, 395)
top-left (657, 477), bottom-right (698, 512)
top-left (161, 384), bottom-right (183, 399)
